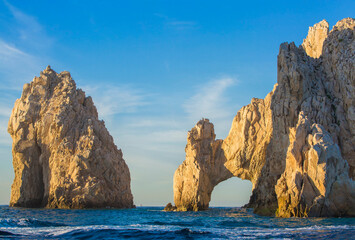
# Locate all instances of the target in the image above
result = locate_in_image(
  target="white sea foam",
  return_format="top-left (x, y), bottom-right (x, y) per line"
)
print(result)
top-left (0, 217), bottom-right (37, 227)
top-left (1, 215), bottom-right (354, 239)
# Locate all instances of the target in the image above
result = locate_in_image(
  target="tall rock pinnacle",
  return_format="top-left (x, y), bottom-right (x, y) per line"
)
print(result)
top-left (8, 67), bottom-right (134, 208)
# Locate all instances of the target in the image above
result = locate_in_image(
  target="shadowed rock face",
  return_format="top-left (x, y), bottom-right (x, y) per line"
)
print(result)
top-left (8, 66), bottom-right (134, 209)
top-left (172, 18), bottom-right (355, 217)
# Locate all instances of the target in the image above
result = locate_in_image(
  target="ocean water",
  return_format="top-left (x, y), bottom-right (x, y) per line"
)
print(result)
top-left (0, 206), bottom-right (354, 239)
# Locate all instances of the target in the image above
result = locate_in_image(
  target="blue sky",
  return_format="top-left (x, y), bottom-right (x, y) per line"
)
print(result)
top-left (0, 0), bottom-right (353, 206)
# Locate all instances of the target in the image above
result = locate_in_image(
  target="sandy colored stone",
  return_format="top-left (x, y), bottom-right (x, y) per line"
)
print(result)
top-left (163, 202), bottom-right (177, 211)
top-left (8, 66), bottom-right (134, 209)
top-left (171, 18), bottom-right (355, 217)
top-left (275, 113), bottom-right (355, 217)
top-left (302, 19), bottom-right (329, 58)
top-left (173, 119), bottom-right (226, 211)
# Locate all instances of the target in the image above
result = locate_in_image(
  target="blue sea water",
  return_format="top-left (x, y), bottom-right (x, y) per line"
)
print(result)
top-left (0, 206), bottom-right (354, 239)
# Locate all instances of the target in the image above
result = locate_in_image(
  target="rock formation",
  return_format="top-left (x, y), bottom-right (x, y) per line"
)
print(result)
top-left (163, 202), bottom-right (177, 211)
top-left (8, 66), bottom-right (134, 209)
top-left (171, 18), bottom-right (355, 217)
top-left (302, 20), bottom-right (329, 58)
top-left (275, 113), bottom-right (354, 217)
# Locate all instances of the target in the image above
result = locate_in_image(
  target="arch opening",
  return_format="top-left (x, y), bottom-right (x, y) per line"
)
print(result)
top-left (209, 177), bottom-right (253, 207)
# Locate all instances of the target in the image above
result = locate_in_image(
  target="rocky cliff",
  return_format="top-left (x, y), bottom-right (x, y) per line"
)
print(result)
top-left (8, 66), bottom-right (134, 209)
top-left (171, 18), bottom-right (355, 217)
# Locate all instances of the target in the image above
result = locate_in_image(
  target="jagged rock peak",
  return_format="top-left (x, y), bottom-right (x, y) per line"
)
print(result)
top-left (302, 19), bottom-right (329, 58)
top-left (302, 18), bottom-right (355, 58)
top-left (332, 17), bottom-right (355, 31)
top-left (189, 118), bottom-right (215, 141)
top-left (8, 67), bottom-right (134, 209)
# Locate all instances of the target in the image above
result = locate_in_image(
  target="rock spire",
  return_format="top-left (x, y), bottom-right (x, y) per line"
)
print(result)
top-left (8, 67), bottom-right (134, 208)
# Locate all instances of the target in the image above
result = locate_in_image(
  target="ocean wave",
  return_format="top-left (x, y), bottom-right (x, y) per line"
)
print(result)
top-left (0, 207), bottom-right (353, 239)
top-left (145, 220), bottom-right (205, 227)
top-left (218, 219), bottom-right (270, 229)
top-left (0, 230), bottom-right (17, 236)
top-left (0, 225), bottom-right (215, 239)
top-left (294, 224), bottom-right (354, 230)
top-left (1, 224), bottom-right (354, 240)
top-left (55, 227), bottom-right (213, 239)
top-left (0, 218), bottom-right (67, 228)
top-left (217, 224), bottom-right (355, 239)
top-left (174, 228), bottom-right (212, 235)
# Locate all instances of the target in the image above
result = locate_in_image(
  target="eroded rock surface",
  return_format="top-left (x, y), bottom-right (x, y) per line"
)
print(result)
top-left (275, 113), bottom-right (355, 217)
top-left (8, 66), bottom-right (134, 209)
top-left (302, 19), bottom-right (329, 58)
top-left (172, 18), bottom-right (355, 217)
top-left (174, 119), bottom-right (227, 211)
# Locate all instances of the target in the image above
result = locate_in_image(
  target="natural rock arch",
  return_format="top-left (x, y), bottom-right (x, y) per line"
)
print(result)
top-left (173, 105), bottom-right (275, 214)
top-left (207, 162), bottom-right (253, 207)
top-left (171, 18), bottom-right (355, 217)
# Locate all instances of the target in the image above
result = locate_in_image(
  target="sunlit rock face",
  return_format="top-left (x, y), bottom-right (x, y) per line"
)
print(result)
top-left (302, 19), bottom-right (329, 58)
top-left (172, 18), bottom-right (355, 217)
top-left (8, 66), bottom-right (134, 209)
top-left (173, 119), bottom-right (227, 211)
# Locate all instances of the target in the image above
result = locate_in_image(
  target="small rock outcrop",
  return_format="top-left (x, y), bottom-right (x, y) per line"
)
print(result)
top-left (171, 18), bottom-right (355, 217)
top-left (164, 202), bottom-right (177, 211)
top-left (8, 66), bottom-right (134, 209)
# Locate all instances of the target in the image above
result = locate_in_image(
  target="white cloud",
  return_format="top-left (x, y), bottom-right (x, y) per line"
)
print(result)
top-left (119, 129), bottom-right (186, 154)
top-left (154, 13), bottom-right (197, 30)
top-left (149, 129), bottom-right (186, 143)
top-left (0, 40), bottom-right (26, 57)
top-left (3, 0), bottom-right (53, 48)
top-left (82, 85), bottom-right (149, 118)
top-left (183, 77), bottom-right (239, 139)
top-left (126, 118), bottom-right (181, 128)
top-left (0, 2), bottom-right (52, 89)
top-left (184, 77), bottom-right (236, 121)
top-left (0, 39), bottom-right (39, 90)
top-left (0, 39), bottom-right (36, 69)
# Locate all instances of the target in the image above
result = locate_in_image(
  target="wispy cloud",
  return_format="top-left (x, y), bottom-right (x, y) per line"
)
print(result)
top-left (0, 38), bottom-right (39, 90)
top-left (0, 40), bottom-right (26, 57)
top-left (118, 128), bottom-right (187, 155)
top-left (0, 39), bottom-right (35, 67)
top-left (154, 13), bottom-right (197, 30)
top-left (184, 77), bottom-right (236, 120)
top-left (82, 85), bottom-right (149, 118)
top-left (3, 0), bottom-right (53, 48)
top-left (0, 1), bottom-right (52, 89)
top-left (183, 77), bottom-right (238, 138)
top-left (149, 129), bottom-right (186, 143)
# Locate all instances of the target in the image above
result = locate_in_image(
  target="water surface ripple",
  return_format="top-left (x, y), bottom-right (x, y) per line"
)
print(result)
top-left (0, 206), bottom-right (354, 239)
